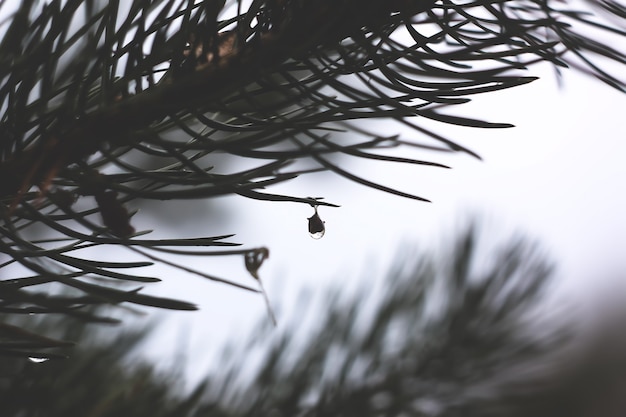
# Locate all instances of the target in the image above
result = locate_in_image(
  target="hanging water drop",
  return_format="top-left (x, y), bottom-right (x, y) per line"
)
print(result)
top-left (28, 357), bottom-right (50, 364)
top-left (308, 206), bottom-right (325, 239)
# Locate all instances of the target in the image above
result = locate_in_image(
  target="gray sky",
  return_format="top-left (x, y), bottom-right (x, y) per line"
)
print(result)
top-left (133, 61), bottom-right (626, 383)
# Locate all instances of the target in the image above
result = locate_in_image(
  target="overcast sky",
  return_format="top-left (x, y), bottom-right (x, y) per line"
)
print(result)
top-left (127, 61), bottom-right (626, 383)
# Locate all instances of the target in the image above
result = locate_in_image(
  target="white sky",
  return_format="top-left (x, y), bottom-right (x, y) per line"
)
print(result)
top-left (132, 63), bottom-right (626, 383)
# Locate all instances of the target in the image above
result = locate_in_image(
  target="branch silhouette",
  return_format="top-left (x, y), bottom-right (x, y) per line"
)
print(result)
top-left (0, 0), bottom-right (625, 356)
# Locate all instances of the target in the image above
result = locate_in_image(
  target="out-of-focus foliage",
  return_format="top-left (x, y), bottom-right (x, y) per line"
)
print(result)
top-left (2, 227), bottom-right (625, 416)
top-left (1, 0), bottom-right (625, 356)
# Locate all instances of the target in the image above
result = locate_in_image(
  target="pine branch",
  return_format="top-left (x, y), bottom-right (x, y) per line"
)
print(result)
top-left (0, 0), bottom-right (624, 352)
top-left (0, 0), bottom-right (434, 199)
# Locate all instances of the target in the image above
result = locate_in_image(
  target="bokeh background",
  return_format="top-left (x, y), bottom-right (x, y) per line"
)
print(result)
top-left (126, 62), bottom-right (626, 385)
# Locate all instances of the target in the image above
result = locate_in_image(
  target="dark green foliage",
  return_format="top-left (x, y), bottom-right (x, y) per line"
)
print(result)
top-left (0, 0), bottom-right (625, 356)
top-left (4, 228), bottom-right (625, 417)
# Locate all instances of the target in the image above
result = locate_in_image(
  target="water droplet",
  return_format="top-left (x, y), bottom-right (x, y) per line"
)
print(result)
top-left (310, 230), bottom-right (324, 239)
top-left (28, 357), bottom-right (50, 364)
top-left (308, 207), bottom-right (325, 239)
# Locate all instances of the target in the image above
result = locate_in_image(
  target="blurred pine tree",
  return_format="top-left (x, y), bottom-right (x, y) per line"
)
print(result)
top-left (2, 227), bottom-right (625, 416)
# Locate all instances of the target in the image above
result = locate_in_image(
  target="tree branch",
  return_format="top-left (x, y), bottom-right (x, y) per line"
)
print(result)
top-left (0, 0), bottom-right (434, 200)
